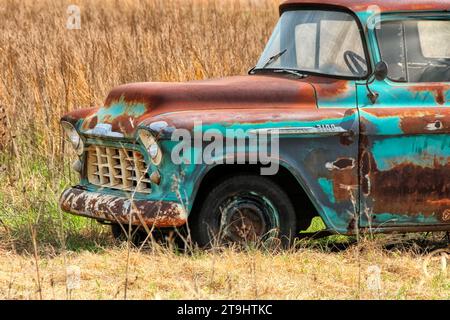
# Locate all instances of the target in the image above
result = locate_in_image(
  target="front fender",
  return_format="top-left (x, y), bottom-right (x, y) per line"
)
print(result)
top-left (169, 139), bottom-right (358, 234)
top-left (153, 107), bottom-right (360, 234)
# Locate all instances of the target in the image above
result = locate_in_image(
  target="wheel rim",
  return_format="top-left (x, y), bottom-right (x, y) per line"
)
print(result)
top-left (217, 192), bottom-right (280, 243)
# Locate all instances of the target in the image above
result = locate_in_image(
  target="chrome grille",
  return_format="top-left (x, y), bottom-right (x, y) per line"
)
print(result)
top-left (87, 146), bottom-right (151, 194)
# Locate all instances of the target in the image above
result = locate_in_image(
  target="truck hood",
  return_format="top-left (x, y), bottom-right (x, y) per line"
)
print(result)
top-left (77, 75), bottom-right (317, 138)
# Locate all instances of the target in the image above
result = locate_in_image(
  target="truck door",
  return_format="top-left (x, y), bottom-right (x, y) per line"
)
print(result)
top-left (357, 15), bottom-right (450, 230)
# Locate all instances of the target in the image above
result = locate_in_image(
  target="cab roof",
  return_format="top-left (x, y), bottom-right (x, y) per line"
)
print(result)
top-left (280, 0), bottom-right (449, 13)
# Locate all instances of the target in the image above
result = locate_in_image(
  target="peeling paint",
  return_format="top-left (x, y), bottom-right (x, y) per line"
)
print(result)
top-left (60, 188), bottom-right (187, 227)
top-left (326, 158), bottom-right (355, 171)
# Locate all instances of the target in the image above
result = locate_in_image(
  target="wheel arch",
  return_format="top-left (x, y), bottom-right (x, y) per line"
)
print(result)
top-left (188, 162), bottom-right (322, 232)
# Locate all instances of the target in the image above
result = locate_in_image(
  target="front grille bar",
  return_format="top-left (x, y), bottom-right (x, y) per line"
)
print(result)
top-left (87, 146), bottom-right (151, 194)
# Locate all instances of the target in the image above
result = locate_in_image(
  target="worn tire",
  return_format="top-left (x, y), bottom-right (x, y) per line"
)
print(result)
top-left (190, 175), bottom-right (297, 248)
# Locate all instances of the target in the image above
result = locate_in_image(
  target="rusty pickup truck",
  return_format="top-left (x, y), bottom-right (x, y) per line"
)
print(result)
top-left (60, 0), bottom-right (450, 247)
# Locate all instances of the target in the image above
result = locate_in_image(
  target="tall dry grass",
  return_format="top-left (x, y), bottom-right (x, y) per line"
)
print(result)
top-left (0, 0), bottom-right (278, 249)
top-left (0, 0), bottom-right (277, 165)
top-left (0, 0), bottom-right (448, 300)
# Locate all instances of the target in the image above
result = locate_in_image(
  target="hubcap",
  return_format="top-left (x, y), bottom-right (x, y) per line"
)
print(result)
top-left (218, 193), bottom-right (279, 243)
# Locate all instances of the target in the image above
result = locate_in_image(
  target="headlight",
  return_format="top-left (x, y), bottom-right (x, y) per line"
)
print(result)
top-left (138, 129), bottom-right (162, 165)
top-left (148, 144), bottom-right (159, 159)
top-left (61, 121), bottom-right (84, 155)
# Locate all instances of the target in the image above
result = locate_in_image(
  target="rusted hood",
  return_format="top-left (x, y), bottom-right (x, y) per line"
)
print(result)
top-left (76, 75), bottom-right (317, 137)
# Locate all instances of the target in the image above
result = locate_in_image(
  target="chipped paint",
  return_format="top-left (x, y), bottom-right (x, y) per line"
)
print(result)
top-left (325, 158), bottom-right (356, 171)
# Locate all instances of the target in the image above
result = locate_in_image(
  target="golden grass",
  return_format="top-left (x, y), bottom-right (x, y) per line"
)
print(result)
top-left (0, 0), bottom-right (448, 300)
top-left (0, 0), bottom-right (279, 245)
top-left (0, 0), bottom-right (278, 161)
top-left (0, 240), bottom-right (448, 300)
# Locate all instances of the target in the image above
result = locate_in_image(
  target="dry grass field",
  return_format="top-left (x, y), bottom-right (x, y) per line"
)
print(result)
top-left (0, 239), bottom-right (449, 300)
top-left (0, 0), bottom-right (448, 300)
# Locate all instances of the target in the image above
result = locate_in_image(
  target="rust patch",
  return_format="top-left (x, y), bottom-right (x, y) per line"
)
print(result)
top-left (359, 130), bottom-right (371, 196)
top-left (331, 168), bottom-right (358, 202)
top-left (401, 114), bottom-right (450, 135)
top-left (86, 116), bottom-right (98, 129)
top-left (363, 154), bottom-right (450, 219)
top-left (307, 77), bottom-right (351, 99)
top-left (340, 133), bottom-right (354, 146)
top-left (326, 158), bottom-right (358, 202)
top-left (436, 91), bottom-right (445, 105)
top-left (107, 114), bottom-right (136, 134)
top-left (361, 108), bottom-right (450, 135)
top-left (409, 85), bottom-right (450, 106)
top-left (61, 107), bottom-right (99, 126)
top-left (361, 157), bottom-right (371, 195)
top-left (360, 114), bottom-right (450, 221)
top-left (60, 188), bottom-right (187, 227)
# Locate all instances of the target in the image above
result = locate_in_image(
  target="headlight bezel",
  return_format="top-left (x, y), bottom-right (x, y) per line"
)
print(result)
top-left (61, 121), bottom-right (85, 156)
top-left (138, 129), bottom-right (162, 166)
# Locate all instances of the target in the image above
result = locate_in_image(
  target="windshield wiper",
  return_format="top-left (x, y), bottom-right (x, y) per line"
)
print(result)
top-left (248, 49), bottom-right (306, 78)
top-left (250, 67), bottom-right (306, 78)
top-left (247, 49), bottom-right (288, 74)
top-left (272, 68), bottom-right (306, 78)
top-left (262, 49), bottom-right (287, 69)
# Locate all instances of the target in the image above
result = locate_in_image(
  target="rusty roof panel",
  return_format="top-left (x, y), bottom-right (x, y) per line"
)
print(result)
top-left (280, 0), bottom-right (450, 13)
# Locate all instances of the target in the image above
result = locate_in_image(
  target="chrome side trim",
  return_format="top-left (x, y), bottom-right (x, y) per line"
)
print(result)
top-left (249, 125), bottom-right (349, 136)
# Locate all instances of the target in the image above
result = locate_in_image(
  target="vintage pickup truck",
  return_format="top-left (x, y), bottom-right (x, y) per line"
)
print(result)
top-left (60, 0), bottom-right (449, 246)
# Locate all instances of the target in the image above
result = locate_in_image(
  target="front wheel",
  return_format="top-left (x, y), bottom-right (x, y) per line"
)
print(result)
top-left (190, 175), bottom-right (297, 248)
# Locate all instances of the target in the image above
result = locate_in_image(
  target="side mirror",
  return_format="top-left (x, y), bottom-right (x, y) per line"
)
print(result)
top-left (366, 61), bottom-right (388, 104)
top-left (374, 61), bottom-right (388, 81)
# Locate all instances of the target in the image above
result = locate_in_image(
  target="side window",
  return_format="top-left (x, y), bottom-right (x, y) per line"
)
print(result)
top-left (377, 22), bottom-right (406, 82)
top-left (377, 19), bottom-right (450, 83)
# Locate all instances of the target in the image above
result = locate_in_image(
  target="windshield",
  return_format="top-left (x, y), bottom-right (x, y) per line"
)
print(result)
top-left (255, 10), bottom-right (368, 78)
